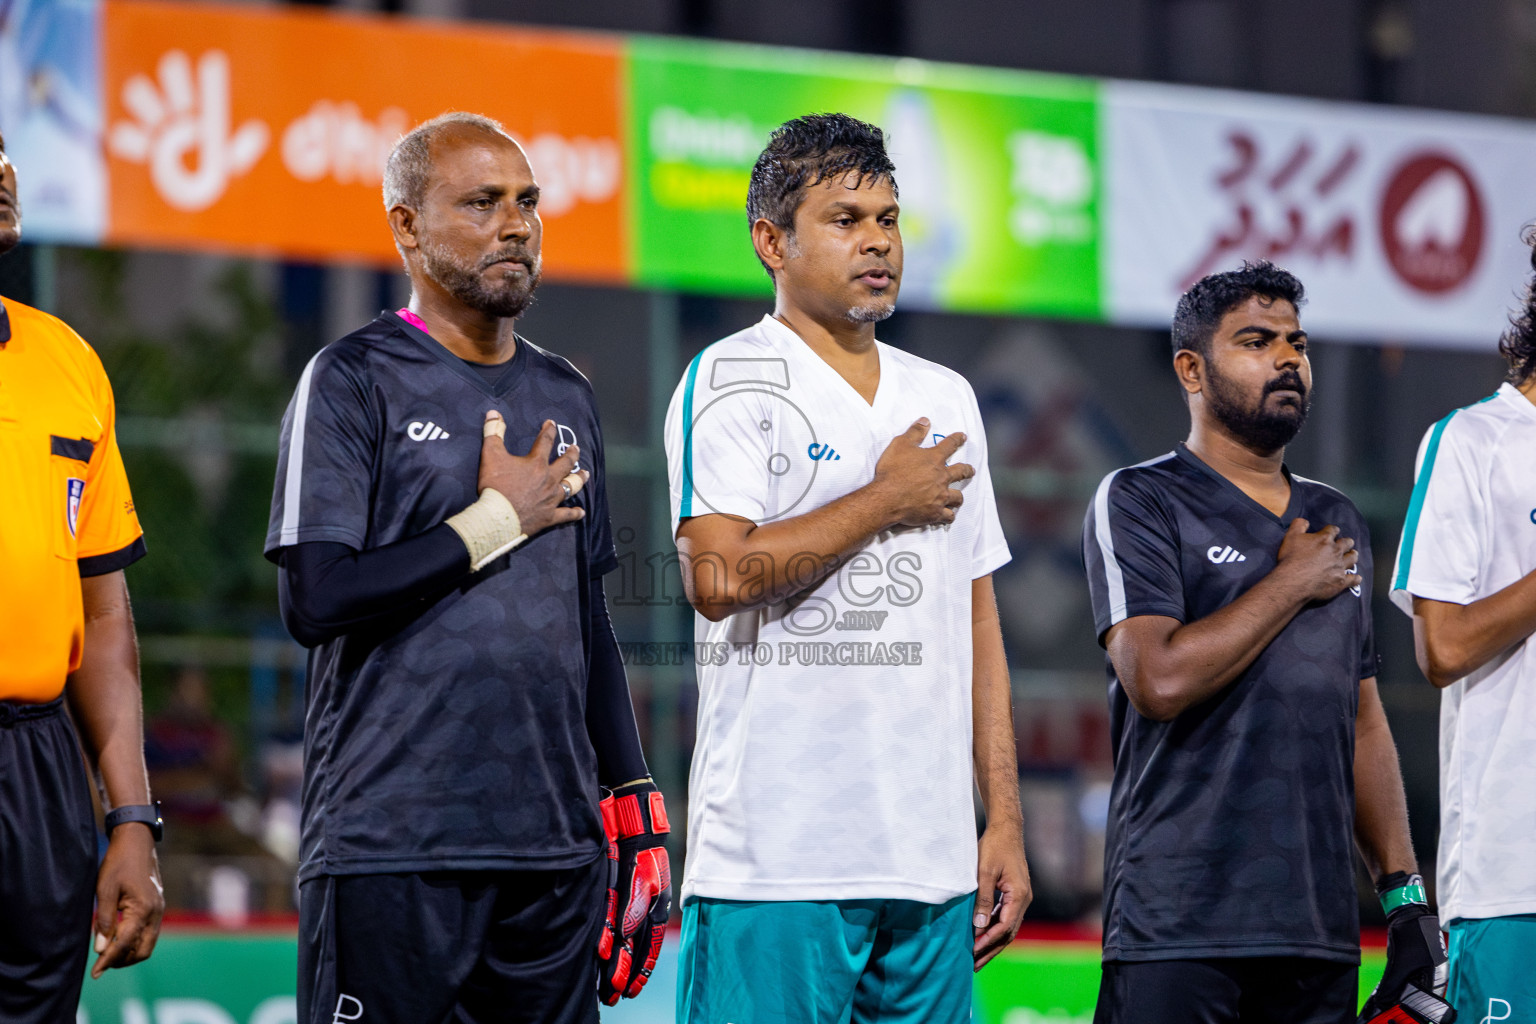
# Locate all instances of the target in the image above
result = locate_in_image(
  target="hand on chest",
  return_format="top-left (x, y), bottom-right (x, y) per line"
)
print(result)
top-left (386, 397), bottom-right (592, 513)
top-left (1181, 510), bottom-right (1365, 613)
top-left (756, 395), bottom-right (973, 517)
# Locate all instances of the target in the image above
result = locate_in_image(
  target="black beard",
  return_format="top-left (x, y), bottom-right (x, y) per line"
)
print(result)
top-left (422, 242), bottom-right (541, 319)
top-left (1204, 361), bottom-right (1310, 454)
top-left (0, 193), bottom-right (22, 256)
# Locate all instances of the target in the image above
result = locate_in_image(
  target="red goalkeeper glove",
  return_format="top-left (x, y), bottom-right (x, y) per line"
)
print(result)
top-left (597, 779), bottom-right (671, 1005)
top-left (1357, 873), bottom-right (1456, 1024)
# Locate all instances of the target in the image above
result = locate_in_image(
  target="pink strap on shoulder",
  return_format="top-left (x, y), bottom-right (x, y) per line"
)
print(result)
top-left (397, 308), bottom-right (430, 335)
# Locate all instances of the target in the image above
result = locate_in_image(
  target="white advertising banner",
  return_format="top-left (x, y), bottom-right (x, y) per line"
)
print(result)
top-left (1104, 79), bottom-right (1536, 348)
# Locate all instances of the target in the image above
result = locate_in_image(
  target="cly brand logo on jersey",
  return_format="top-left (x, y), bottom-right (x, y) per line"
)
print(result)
top-left (807, 442), bottom-right (841, 462)
top-left (65, 478), bottom-right (84, 537)
top-left (1207, 544), bottom-right (1247, 564)
top-left (406, 420), bottom-right (451, 442)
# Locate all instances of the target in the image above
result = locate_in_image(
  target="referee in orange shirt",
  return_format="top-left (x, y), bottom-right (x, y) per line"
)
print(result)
top-left (0, 129), bottom-right (164, 1021)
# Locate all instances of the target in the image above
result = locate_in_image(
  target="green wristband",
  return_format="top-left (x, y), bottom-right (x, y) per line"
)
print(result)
top-left (1379, 879), bottom-right (1428, 916)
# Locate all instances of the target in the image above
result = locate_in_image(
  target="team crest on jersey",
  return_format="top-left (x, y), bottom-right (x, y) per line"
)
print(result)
top-left (66, 478), bottom-right (84, 537)
top-left (556, 423), bottom-right (578, 458)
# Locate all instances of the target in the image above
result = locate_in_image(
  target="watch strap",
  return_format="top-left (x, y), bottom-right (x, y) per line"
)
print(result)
top-left (104, 802), bottom-right (163, 842)
top-left (1378, 872), bottom-right (1429, 916)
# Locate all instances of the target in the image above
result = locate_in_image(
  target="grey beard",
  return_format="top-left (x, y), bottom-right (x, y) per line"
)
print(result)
top-left (845, 302), bottom-right (894, 324)
top-left (421, 242), bottom-right (541, 320)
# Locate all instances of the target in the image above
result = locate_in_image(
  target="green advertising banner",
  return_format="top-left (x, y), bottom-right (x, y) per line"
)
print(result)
top-left (626, 37), bottom-right (1103, 318)
top-left (78, 931), bottom-right (297, 1024)
top-left (73, 930), bottom-right (1387, 1024)
top-left (974, 944), bottom-right (1389, 1024)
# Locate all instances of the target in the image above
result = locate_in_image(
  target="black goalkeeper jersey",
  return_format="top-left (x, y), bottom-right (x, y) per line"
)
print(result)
top-left (1082, 444), bottom-right (1376, 964)
top-left (265, 311), bottom-right (617, 882)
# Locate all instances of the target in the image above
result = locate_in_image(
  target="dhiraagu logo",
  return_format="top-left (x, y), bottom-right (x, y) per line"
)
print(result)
top-left (108, 50), bottom-right (269, 212)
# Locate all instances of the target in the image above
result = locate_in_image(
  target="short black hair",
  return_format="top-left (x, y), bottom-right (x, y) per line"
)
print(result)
top-left (1171, 261), bottom-right (1306, 358)
top-left (1500, 225), bottom-right (1536, 386)
top-left (745, 113), bottom-right (897, 275)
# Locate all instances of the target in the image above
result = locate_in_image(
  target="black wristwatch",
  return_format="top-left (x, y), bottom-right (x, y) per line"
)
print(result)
top-left (104, 802), bottom-right (163, 842)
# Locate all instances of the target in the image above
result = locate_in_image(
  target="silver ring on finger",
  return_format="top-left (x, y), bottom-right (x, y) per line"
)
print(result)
top-left (561, 480), bottom-right (573, 500)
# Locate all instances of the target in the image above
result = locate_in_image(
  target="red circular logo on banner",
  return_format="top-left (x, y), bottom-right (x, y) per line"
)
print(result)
top-left (1379, 152), bottom-right (1485, 294)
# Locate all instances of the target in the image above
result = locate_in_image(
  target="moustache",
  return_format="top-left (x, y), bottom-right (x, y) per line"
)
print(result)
top-left (479, 248), bottom-right (537, 271)
top-left (1264, 373), bottom-right (1307, 400)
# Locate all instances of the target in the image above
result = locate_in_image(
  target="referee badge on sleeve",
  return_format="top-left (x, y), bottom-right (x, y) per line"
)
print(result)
top-left (66, 478), bottom-right (84, 537)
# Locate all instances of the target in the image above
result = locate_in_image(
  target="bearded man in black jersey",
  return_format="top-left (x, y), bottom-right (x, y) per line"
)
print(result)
top-left (265, 112), bottom-right (669, 1024)
top-left (1083, 262), bottom-right (1447, 1024)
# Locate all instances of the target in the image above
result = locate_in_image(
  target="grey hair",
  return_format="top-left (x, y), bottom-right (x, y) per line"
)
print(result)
top-left (382, 111), bottom-right (513, 213)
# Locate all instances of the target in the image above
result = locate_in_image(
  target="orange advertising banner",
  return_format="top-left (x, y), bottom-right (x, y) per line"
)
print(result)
top-left (101, 0), bottom-right (626, 280)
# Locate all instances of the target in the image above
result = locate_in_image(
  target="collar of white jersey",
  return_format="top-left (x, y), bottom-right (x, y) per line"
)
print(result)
top-left (755, 313), bottom-right (888, 355)
top-left (1495, 381), bottom-right (1536, 424)
top-left (755, 313), bottom-right (900, 413)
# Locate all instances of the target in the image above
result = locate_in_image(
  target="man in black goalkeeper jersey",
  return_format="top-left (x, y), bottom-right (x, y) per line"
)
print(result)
top-left (265, 112), bottom-right (670, 1024)
top-left (1082, 262), bottom-right (1445, 1024)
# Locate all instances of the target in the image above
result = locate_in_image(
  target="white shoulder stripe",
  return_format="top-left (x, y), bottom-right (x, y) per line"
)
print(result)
top-left (1093, 453), bottom-right (1177, 626)
top-left (278, 354), bottom-right (320, 546)
top-left (1287, 472), bottom-right (1346, 497)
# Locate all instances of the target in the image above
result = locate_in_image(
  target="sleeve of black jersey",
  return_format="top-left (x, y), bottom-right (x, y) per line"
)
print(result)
top-left (1354, 511), bottom-right (1380, 680)
top-left (585, 580), bottom-right (649, 786)
top-left (264, 349), bottom-right (377, 561)
top-left (1082, 469), bottom-right (1186, 645)
top-left (277, 529), bottom-right (470, 647)
top-left (584, 404), bottom-right (619, 578)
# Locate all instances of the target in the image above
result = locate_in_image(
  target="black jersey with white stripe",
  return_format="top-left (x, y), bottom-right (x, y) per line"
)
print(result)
top-left (1081, 444), bottom-right (1376, 964)
top-left (264, 311), bottom-right (616, 882)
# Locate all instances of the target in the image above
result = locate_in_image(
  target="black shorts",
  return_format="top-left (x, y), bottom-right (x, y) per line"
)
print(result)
top-left (0, 698), bottom-right (98, 1024)
top-left (1094, 957), bottom-right (1359, 1024)
top-left (298, 855), bottom-right (607, 1024)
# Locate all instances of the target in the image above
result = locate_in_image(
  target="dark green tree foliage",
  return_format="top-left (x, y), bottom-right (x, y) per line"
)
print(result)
top-left (78, 250), bottom-right (290, 638)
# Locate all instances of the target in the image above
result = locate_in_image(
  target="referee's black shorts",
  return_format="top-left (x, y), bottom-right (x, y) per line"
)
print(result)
top-left (1094, 956), bottom-right (1359, 1024)
top-left (298, 854), bottom-right (607, 1024)
top-left (0, 698), bottom-right (98, 1024)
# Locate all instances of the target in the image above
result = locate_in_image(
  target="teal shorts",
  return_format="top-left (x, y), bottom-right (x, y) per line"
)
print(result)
top-left (1447, 914), bottom-right (1536, 1024)
top-left (676, 893), bottom-right (975, 1024)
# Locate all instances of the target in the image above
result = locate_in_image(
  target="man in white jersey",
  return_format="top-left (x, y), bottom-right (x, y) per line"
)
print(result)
top-left (1391, 233), bottom-right (1536, 1024)
top-left (664, 113), bottom-right (1031, 1024)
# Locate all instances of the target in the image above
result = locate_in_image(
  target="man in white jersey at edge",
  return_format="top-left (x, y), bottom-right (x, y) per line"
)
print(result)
top-left (664, 113), bottom-right (1031, 1024)
top-left (1391, 231), bottom-right (1536, 1024)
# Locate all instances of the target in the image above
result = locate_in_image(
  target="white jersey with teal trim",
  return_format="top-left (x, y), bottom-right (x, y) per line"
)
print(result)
top-left (1391, 382), bottom-right (1536, 922)
top-left (663, 314), bottom-right (1011, 904)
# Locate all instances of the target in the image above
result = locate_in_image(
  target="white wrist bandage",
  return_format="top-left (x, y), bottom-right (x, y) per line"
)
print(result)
top-left (445, 489), bottom-right (527, 571)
